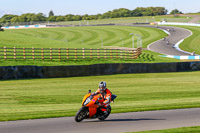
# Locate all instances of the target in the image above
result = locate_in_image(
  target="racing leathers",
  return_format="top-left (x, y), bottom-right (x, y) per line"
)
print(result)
top-left (94, 88), bottom-right (112, 110)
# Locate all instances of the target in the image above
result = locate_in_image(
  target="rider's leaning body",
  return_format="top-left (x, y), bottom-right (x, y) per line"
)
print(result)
top-left (94, 81), bottom-right (112, 110)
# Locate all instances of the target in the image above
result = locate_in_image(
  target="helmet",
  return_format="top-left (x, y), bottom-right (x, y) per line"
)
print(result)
top-left (99, 81), bottom-right (107, 92)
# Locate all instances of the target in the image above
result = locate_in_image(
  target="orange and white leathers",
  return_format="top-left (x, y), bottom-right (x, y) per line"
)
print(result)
top-left (94, 88), bottom-right (112, 108)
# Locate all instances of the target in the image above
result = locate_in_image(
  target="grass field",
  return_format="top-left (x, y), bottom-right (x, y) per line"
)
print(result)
top-left (0, 71), bottom-right (200, 121)
top-left (0, 26), bottom-right (167, 48)
top-left (0, 25), bottom-right (181, 65)
top-left (0, 25), bottom-right (174, 65)
top-left (130, 126), bottom-right (200, 133)
top-left (178, 26), bottom-right (200, 55)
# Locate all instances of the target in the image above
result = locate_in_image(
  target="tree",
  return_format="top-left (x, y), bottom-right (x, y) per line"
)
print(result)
top-left (49, 10), bottom-right (54, 17)
top-left (47, 16), bottom-right (57, 22)
top-left (131, 8), bottom-right (142, 16)
top-left (11, 16), bottom-right (20, 23)
top-left (0, 14), bottom-right (17, 24)
top-left (35, 13), bottom-right (46, 21)
top-left (170, 9), bottom-right (183, 15)
top-left (65, 14), bottom-right (73, 21)
top-left (0, 7), bottom-right (170, 24)
top-left (132, 7), bottom-right (167, 16)
top-left (56, 16), bottom-right (65, 21)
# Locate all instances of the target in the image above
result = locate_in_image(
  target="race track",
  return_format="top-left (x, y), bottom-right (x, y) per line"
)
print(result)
top-left (0, 108), bottom-right (200, 133)
top-left (148, 26), bottom-right (192, 55)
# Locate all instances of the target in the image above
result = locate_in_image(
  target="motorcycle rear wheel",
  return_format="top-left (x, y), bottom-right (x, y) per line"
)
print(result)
top-left (98, 105), bottom-right (111, 121)
top-left (75, 107), bottom-right (88, 122)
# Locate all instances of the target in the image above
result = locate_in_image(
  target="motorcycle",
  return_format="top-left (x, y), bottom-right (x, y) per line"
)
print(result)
top-left (75, 90), bottom-right (117, 122)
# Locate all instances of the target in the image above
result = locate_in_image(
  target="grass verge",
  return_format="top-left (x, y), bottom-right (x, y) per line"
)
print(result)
top-left (0, 71), bottom-right (200, 121)
top-left (175, 26), bottom-right (200, 55)
top-left (129, 126), bottom-right (200, 133)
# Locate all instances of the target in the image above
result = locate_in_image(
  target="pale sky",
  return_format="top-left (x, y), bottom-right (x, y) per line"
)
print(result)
top-left (0, 0), bottom-right (200, 17)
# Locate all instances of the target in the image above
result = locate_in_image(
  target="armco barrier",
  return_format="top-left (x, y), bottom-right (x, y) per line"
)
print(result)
top-left (1, 62), bottom-right (200, 80)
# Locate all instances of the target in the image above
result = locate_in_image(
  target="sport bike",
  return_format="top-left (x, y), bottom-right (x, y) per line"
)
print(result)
top-left (75, 90), bottom-right (117, 122)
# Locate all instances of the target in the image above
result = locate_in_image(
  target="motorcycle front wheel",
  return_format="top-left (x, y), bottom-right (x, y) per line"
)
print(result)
top-left (75, 107), bottom-right (88, 122)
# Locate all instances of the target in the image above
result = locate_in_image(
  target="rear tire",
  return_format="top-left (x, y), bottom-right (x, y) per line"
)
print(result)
top-left (98, 105), bottom-right (111, 121)
top-left (75, 107), bottom-right (88, 122)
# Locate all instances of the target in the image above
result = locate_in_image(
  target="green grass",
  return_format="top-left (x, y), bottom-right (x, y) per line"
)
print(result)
top-left (1, 71), bottom-right (200, 121)
top-left (177, 26), bottom-right (200, 54)
top-left (185, 13), bottom-right (200, 15)
top-left (0, 26), bottom-right (167, 49)
top-left (130, 126), bottom-right (200, 133)
top-left (0, 25), bottom-right (179, 65)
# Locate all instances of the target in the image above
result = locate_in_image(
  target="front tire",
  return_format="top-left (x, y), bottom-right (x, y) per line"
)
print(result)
top-left (75, 107), bottom-right (88, 122)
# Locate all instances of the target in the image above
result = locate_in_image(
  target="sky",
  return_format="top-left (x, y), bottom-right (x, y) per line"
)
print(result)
top-left (0, 0), bottom-right (200, 17)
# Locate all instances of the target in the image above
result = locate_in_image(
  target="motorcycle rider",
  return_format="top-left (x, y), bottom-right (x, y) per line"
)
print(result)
top-left (94, 81), bottom-right (112, 115)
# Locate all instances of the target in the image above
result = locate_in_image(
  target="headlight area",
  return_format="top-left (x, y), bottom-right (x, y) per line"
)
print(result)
top-left (83, 97), bottom-right (92, 106)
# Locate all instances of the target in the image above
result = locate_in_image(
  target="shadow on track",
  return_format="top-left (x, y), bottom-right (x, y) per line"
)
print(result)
top-left (83, 118), bottom-right (165, 123)
top-left (106, 118), bottom-right (165, 122)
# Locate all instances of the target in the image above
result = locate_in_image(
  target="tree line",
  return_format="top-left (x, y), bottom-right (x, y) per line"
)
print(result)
top-left (0, 7), bottom-right (173, 24)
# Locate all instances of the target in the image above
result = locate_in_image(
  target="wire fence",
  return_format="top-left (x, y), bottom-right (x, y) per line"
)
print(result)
top-left (0, 47), bottom-right (142, 60)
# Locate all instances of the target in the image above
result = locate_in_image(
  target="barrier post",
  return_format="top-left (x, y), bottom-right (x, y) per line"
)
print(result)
top-left (90, 48), bottom-right (92, 59)
top-left (116, 49), bottom-right (118, 59)
top-left (66, 48), bottom-right (69, 59)
top-left (132, 50), bottom-right (136, 59)
top-left (14, 47), bottom-right (16, 60)
top-left (50, 48), bottom-right (52, 60)
top-left (97, 48), bottom-right (100, 59)
top-left (120, 49), bottom-right (122, 59)
top-left (75, 48), bottom-right (77, 60)
top-left (4, 46), bottom-right (7, 60)
top-left (41, 48), bottom-right (44, 60)
top-left (58, 48), bottom-right (61, 60)
top-left (23, 47), bottom-right (26, 60)
top-left (110, 48), bottom-right (112, 59)
top-left (82, 48), bottom-right (85, 59)
top-left (125, 49), bottom-right (127, 59)
top-left (104, 48), bottom-right (107, 59)
top-left (32, 47), bottom-right (35, 60)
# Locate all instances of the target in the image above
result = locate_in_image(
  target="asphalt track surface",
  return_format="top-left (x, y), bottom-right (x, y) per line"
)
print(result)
top-left (148, 26), bottom-right (192, 55)
top-left (0, 108), bottom-right (200, 133)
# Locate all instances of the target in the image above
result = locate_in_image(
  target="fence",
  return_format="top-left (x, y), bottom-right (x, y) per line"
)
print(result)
top-left (0, 47), bottom-right (142, 60)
